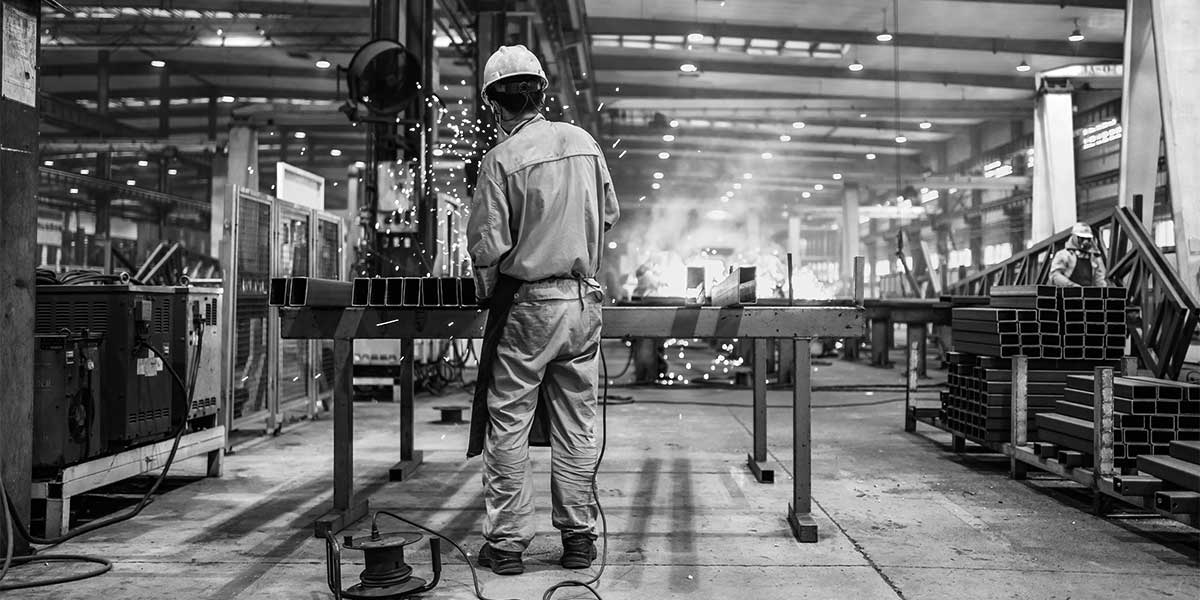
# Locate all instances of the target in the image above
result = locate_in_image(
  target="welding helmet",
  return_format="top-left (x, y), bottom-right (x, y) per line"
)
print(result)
top-left (1071, 222), bottom-right (1093, 239)
top-left (480, 45), bottom-right (548, 105)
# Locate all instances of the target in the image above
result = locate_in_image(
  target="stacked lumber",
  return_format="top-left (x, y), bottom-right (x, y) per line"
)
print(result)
top-left (1036, 375), bottom-right (1200, 470)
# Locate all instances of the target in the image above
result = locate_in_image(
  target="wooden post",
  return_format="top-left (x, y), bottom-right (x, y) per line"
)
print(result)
top-left (0, 0), bottom-right (39, 556)
top-left (1009, 355), bottom-right (1029, 480)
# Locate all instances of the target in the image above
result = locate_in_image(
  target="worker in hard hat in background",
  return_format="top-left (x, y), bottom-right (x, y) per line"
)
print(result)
top-left (465, 44), bottom-right (620, 576)
top-left (1049, 222), bottom-right (1108, 287)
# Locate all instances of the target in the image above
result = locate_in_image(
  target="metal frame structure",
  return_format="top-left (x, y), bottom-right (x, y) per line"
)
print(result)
top-left (278, 304), bottom-right (864, 543)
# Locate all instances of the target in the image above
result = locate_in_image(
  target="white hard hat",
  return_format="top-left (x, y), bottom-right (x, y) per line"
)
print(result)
top-left (1072, 222), bottom-right (1093, 238)
top-left (481, 45), bottom-right (547, 102)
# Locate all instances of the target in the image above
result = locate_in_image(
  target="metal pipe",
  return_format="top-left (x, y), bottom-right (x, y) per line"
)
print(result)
top-left (291, 277), bottom-right (354, 307)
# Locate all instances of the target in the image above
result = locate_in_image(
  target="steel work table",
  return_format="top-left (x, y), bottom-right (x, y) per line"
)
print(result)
top-left (279, 304), bottom-right (864, 542)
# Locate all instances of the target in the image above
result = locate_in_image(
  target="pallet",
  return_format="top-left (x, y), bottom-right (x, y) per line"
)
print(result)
top-left (30, 426), bottom-right (225, 537)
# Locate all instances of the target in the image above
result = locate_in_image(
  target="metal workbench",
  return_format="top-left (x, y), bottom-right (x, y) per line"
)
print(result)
top-left (279, 304), bottom-right (864, 543)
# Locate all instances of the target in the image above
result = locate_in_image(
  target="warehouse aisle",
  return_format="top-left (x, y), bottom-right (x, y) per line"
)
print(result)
top-left (13, 355), bottom-right (1198, 599)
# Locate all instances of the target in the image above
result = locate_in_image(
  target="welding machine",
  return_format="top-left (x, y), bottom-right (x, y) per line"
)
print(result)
top-left (32, 334), bottom-right (104, 472)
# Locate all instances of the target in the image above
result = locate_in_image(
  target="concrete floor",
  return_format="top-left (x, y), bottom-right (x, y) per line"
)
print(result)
top-left (11, 350), bottom-right (1199, 599)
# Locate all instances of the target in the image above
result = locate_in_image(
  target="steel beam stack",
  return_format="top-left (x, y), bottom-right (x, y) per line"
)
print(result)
top-left (1037, 374), bottom-right (1200, 470)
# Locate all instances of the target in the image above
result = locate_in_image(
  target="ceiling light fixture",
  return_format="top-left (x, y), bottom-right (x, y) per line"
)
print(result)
top-left (653, 171), bottom-right (664, 179)
top-left (687, 32), bottom-right (705, 43)
top-left (658, 151), bottom-right (670, 159)
top-left (669, 119), bottom-right (679, 128)
top-left (761, 152), bottom-right (773, 159)
top-left (895, 135), bottom-right (908, 143)
top-left (848, 59), bottom-right (864, 72)
top-left (79, 168), bottom-right (89, 175)
top-left (733, 183), bottom-right (743, 190)
top-left (792, 121), bottom-right (805, 129)
top-left (679, 63), bottom-right (698, 73)
top-left (876, 8), bottom-right (893, 42)
top-left (651, 182), bottom-right (661, 190)
top-left (779, 134), bottom-right (792, 142)
top-left (294, 131), bottom-right (307, 139)
top-left (832, 173), bottom-right (843, 180)
top-left (220, 95), bottom-right (236, 103)
top-left (1067, 19), bottom-right (1085, 42)
top-left (69, 187), bottom-right (79, 194)
top-left (743, 172), bottom-right (753, 180)
top-left (126, 179), bottom-right (136, 186)
top-left (663, 134), bottom-right (675, 142)
top-left (814, 183), bottom-right (824, 191)
top-left (859, 112), bottom-right (868, 119)
top-left (42, 160), bottom-right (53, 166)
top-left (801, 191), bottom-right (812, 199)
top-left (315, 57), bottom-right (332, 69)
top-left (919, 121), bottom-right (933, 129)
top-left (866, 152), bottom-right (877, 160)
top-left (167, 168), bottom-right (178, 175)
top-left (1016, 60), bottom-right (1031, 72)
top-left (330, 148), bottom-right (342, 157)
top-left (137, 159), bottom-right (149, 167)
top-left (150, 59), bottom-right (166, 68)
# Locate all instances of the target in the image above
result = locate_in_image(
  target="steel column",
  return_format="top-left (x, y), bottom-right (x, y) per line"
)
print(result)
top-left (787, 338), bottom-right (817, 542)
top-left (842, 184), bottom-right (861, 284)
top-left (389, 337), bottom-right (424, 480)
top-left (0, 0), bottom-right (38, 557)
top-left (1152, 0), bottom-right (1200, 300)
top-left (1031, 84), bottom-right (1077, 241)
top-left (1117, 0), bottom-right (1161, 226)
top-left (747, 338), bottom-right (773, 483)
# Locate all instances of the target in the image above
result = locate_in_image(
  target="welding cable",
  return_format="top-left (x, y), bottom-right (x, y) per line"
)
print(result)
top-left (609, 397), bottom-right (910, 410)
top-left (366, 343), bottom-right (612, 600)
top-left (4, 326), bottom-right (202, 547)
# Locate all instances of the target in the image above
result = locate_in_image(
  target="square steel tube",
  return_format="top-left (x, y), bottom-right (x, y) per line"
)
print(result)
top-left (439, 278), bottom-right (460, 307)
top-left (290, 278), bottom-right (353, 307)
top-left (385, 278), bottom-right (406, 306)
top-left (402, 277), bottom-right (421, 306)
top-left (352, 279), bottom-right (370, 306)
top-left (368, 278), bottom-right (387, 306)
top-left (420, 278), bottom-right (442, 307)
top-left (459, 278), bottom-right (478, 306)
top-left (269, 277), bottom-right (290, 306)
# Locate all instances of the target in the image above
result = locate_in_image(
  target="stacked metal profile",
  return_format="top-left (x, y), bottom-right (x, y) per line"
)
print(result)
top-left (350, 277), bottom-right (478, 308)
top-left (944, 352), bottom-right (1097, 443)
top-left (1035, 374), bottom-right (1200, 470)
top-left (1056, 286), bottom-right (1127, 360)
top-left (1134, 441), bottom-right (1200, 516)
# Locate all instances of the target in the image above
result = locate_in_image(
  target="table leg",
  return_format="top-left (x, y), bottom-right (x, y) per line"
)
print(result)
top-left (746, 339), bottom-right (774, 483)
top-left (390, 337), bottom-right (424, 481)
top-left (787, 337), bottom-right (818, 543)
top-left (314, 338), bottom-right (368, 538)
top-left (870, 319), bottom-right (891, 367)
top-left (905, 325), bottom-right (919, 432)
top-left (914, 323), bottom-right (928, 377)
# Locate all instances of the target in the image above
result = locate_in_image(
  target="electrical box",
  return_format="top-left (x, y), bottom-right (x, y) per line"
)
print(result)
top-left (173, 287), bottom-right (223, 426)
top-left (35, 285), bottom-right (179, 451)
top-left (32, 334), bottom-right (104, 472)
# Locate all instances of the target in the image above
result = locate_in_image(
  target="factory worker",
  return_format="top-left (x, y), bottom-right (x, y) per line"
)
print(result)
top-left (465, 44), bottom-right (620, 576)
top-left (1049, 221), bottom-right (1108, 288)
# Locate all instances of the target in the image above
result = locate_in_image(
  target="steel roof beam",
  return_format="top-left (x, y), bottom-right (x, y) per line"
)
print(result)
top-left (593, 54), bottom-right (1029, 90)
top-left (589, 17), bottom-right (1122, 60)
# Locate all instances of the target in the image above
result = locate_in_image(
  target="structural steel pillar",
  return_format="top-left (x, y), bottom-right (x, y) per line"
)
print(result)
top-left (1152, 0), bottom-right (1200, 299)
top-left (841, 184), bottom-right (861, 285)
top-left (1031, 83), bottom-right (1077, 242)
top-left (0, 0), bottom-right (39, 556)
top-left (1117, 0), bottom-right (1161, 227)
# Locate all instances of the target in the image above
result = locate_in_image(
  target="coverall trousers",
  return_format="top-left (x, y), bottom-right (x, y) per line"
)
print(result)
top-left (482, 290), bottom-right (602, 553)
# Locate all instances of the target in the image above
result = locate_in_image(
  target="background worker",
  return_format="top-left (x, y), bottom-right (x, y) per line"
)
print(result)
top-left (1049, 221), bottom-right (1108, 287)
top-left (465, 45), bottom-right (620, 577)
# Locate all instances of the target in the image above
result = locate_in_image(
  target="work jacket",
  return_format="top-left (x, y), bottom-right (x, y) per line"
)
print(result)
top-left (1049, 237), bottom-right (1108, 287)
top-left (467, 113), bottom-right (620, 301)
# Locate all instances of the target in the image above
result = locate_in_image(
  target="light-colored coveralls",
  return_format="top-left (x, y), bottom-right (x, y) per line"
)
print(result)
top-left (467, 113), bottom-right (620, 553)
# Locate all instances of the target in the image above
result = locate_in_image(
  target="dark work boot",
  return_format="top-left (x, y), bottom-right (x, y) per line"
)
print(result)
top-left (560, 534), bottom-right (597, 569)
top-left (477, 543), bottom-right (525, 575)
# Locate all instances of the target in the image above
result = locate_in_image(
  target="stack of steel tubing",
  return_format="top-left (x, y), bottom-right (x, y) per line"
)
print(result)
top-left (1136, 441), bottom-right (1200, 516)
top-left (952, 306), bottom-right (1041, 357)
top-left (1036, 374), bottom-right (1200, 470)
top-left (1057, 286), bottom-right (1126, 360)
top-left (351, 277), bottom-right (478, 308)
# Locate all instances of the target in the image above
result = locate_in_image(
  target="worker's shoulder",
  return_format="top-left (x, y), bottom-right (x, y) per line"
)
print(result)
top-left (485, 119), bottom-right (601, 174)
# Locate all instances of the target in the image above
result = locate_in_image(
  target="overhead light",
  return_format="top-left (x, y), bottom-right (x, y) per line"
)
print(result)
top-left (814, 183), bottom-right (824, 191)
top-left (216, 28), bottom-right (223, 36)
top-left (733, 183), bottom-right (743, 190)
top-left (859, 113), bottom-right (868, 119)
top-left (895, 135), bottom-right (908, 143)
top-left (779, 134), bottom-right (792, 142)
top-left (949, 187), bottom-right (958, 194)
top-left (651, 182), bottom-right (661, 190)
top-left (137, 159), bottom-right (149, 167)
top-left (330, 148), bottom-right (343, 157)
top-left (662, 134), bottom-right (675, 142)
top-left (42, 160), bottom-right (53, 166)
top-left (866, 153), bottom-right (877, 160)
top-left (876, 8), bottom-right (892, 42)
top-left (167, 168), bottom-right (178, 175)
top-left (1016, 60), bottom-right (1031, 72)
top-left (79, 168), bottom-right (89, 175)
top-left (832, 173), bottom-right (843, 180)
top-left (432, 148), bottom-right (444, 156)
top-left (294, 131), bottom-right (307, 139)
top-left (919, 121), bottom-right (933, 130)
top-left (743, 172), bottom-right (753, 180)
top-left (761, 152), bottom-right (773, 159)
top-left (434, 35), bottom-right (452, 48)
top-left (801, 191), bottom-right (812, 199)
top-left (219, 95), bottom-right (236, 103)
top-left (848, 59), bottom-right (864, 72)
top-left (792, 121), bottom-right (806, 129)
top-left (353, 161), bottom-right (366, 168)
top-left (150, 59), bottom-right (166, 68)
top-left (658, 151), bottom-right (670, 159)
top-left (608, 240), bottom-right (619, 249)
top-left (126, 179), bottom-right (136, 185)
top-left (653, 171), bottom-right (664, 179)
top-left (1067, 19), bottom-right (1085, 42)
top-left (679, 63), bottom-right (698, 73)
top-left (69, 187), bottom-right (79, 194)
top-left (314, 57), bottom-right (332, 69)
top-left (668, 119), bottom-right (679, 128)
top-left (687, 32), bottom-right (705, 43)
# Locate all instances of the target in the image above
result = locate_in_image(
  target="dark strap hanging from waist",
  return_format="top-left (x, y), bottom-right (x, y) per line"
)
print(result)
top-left (1068, 250), bottom-right (1094, 286)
